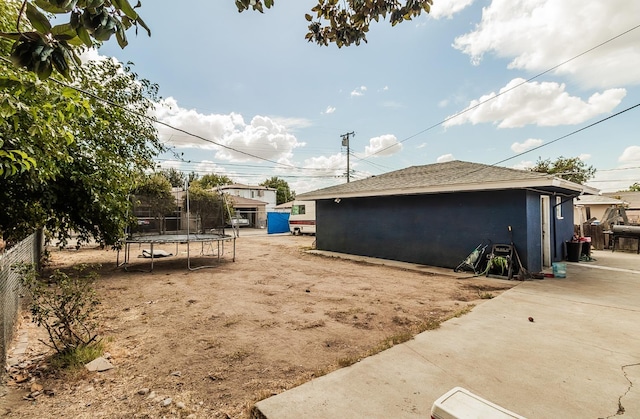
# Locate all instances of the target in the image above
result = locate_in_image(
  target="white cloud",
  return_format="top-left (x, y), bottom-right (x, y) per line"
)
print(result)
top-left (301, 154), bottom-right (346, 177)
top-left (416, 143), bottom-right (428, 149)
top-left (430, 0), bottom-right (476, 19)
top-left (443, 78), bottom-right (626, 128)
top-left (511, 138), bottom-right (543, 153)
top-left (323, 106), bottom-right (336, 114)
top-left (619, 146), bottom-right (640, 163)
top-left (511, 160), bottom-right (535, 170)
top-left (587, 167), bottom-right (640, 193)
top-left (578, 153), bottom-right (592, 161)
top-left (453, 0), bottom-right (640, 89)
top-left (79, 48), bottom-right (105, 63)
top-left (437, 154), bottom-right (455, 163)
top-left (153, 98), bottom-right (303, 164)
top-left (350, 86), bottom-right (367, 97)
top-left (365, 134), bottom-right (403, 157)
top-left (271, 117), bottom-right (313, 131)
top-left (581, 147), bottom-right (640, 193)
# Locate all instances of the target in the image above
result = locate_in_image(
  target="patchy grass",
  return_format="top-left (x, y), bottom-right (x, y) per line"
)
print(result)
top-left (49, 341), bottom-right (105, 371)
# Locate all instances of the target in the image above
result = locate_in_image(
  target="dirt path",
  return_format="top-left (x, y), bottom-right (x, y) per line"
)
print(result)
top-left (1, 232), bottom-right (516, 418)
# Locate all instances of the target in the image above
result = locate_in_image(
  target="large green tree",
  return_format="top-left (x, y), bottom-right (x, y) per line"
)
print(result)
top-left (198, 173), bottom-right (233, 189)
top-left (0, 0), bottom-right (163, 246)
top-left (530, 156), bottom-right (596, 185)
top-left (261, 176), bottom-right (295, 205)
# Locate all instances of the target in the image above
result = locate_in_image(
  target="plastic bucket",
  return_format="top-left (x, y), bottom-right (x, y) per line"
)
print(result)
top-left (566, 241), bottom-right (582, 262)
top-left (552, 262), bottom-right (567, 278)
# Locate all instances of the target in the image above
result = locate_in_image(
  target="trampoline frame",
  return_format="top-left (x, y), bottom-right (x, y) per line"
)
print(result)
top-left (117, 183), bottom-right (238, 272)
top-left (117, 233), bottom-right (235, 272)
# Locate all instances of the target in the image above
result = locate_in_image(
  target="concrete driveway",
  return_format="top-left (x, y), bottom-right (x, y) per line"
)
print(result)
top-left (255, 249), bottom-right (640, 418)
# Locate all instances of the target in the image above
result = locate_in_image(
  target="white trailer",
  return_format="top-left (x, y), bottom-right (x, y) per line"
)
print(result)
top-left (289, 200), bottom-right (316, 235)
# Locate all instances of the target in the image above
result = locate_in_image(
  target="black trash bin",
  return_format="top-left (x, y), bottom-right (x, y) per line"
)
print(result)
top-left (566, 241), bottom-right (582, 262)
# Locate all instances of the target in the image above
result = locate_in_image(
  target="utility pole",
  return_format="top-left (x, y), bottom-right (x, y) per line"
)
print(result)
top-left (340, 131), bottom-right (355, 183)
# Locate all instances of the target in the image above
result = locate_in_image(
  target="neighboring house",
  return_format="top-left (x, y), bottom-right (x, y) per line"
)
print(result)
top-left (603, 191), bottom-right (640, 224)
top-left (225, 196), bottom-right (268, 228)
top-left (219, 184), bottom-right (277, 210)
top-left (573, 195), bottom-right (627, 225)
top-left (297, 160), bottom-right (598, 273)
top-left (218, 184), bottom-right (277, 228)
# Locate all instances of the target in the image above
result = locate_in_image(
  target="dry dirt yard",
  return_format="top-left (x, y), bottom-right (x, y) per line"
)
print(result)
top-left (2, 232), bottom-right (517, 418)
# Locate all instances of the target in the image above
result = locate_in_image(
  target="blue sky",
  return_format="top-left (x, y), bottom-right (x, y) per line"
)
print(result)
top-left (96, 0), bottom-right (640, 194)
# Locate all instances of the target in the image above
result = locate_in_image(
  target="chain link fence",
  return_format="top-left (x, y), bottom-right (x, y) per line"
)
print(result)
top-left (0, 232), bottom-right (42, 373)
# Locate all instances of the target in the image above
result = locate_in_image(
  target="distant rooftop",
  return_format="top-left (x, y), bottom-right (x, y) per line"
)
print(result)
top-left (220, 184), bottom-right (276, 191)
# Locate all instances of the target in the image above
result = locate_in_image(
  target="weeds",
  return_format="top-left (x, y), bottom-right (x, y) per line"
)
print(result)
top-left (14, 263), bottom-right (102, 356)
top-left (478, 291), bottom-right (494, 299)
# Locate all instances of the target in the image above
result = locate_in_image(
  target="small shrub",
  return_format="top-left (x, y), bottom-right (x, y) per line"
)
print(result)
top-left (15, 263), bottom-right (102, 356)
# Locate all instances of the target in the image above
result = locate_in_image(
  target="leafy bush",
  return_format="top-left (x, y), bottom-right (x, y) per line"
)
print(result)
top-left (15, 263), bottom-right (101, 355)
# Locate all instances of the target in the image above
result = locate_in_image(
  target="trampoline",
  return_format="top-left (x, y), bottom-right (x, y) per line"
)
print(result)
top-left (117, 182), bottom-right (238, 271)
top-left (118, 232), bottom-right (236, 271)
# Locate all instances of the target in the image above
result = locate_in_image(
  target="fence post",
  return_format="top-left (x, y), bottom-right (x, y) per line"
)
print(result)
top-left (35, 228), bottom-right (44, 271)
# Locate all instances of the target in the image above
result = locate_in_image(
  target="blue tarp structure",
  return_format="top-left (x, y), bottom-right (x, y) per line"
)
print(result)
top-left (267, 212), bottom-right (290, 234)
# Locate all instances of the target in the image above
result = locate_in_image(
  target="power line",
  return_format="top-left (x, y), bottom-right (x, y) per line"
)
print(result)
top-left (359, 23), bottom-right (640, 163)
top-left (0, 56), bottom-right (309, 172)
top-left (490, 103), bottom-right (640, 167)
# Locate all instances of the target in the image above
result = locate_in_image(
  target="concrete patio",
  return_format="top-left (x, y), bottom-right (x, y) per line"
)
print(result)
top-left (255, 249), bottom-right (640, 418)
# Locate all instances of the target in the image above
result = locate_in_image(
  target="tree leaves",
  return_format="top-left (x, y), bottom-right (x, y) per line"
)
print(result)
top-left (2, 0), bottom-right (151, 80)
top-left (530, 156), bottom-right (596, 185)
top-left (238, 0), bottom-right (434, 47)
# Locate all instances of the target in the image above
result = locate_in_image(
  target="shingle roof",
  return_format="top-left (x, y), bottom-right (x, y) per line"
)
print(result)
top-left (298, 160), bottom-right (599, 200)
top-left (574, 195), bottom-right (626, 205)
top-left (228, 196), bottom-right (267, 207)
top-left (603, 191), bottom-right (640, 209)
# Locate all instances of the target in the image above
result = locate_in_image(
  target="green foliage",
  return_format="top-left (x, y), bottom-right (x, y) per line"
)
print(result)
top-left (1, 3), bottom-right (162, 246)
top-left (627, 182), bottom-right (640, 192)
top-left (186, 183), bottom-right (225, 232)
top-left (15, 262), bottom-right (102, 356)
top-left (260, 176), bottom-right (295, 205)
top-left (159, 167), bottom-right (187, 188)
top-left (530, 156), bottom-right (596, 185)
top-left (198, 173), bottom-right (233, 189)
top-left (1, 0), bottom-right (150, 80)
top-left (236, 0), bottom-right (433, 48)
top-left (131, 173), bottom-right (176, 234)
top-left (0, 54), bottom-right (163, 246)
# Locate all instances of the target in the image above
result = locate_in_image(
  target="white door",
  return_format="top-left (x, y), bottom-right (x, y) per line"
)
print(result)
top-left (541, 195), bottom-right (551, 267)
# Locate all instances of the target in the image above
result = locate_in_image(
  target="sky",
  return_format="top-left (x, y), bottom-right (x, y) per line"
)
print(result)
top-left (96, 0), bottom-right (640, 195)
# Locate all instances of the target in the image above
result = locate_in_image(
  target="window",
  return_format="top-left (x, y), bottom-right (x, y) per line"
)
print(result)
top-left (555, 196), bottom-right (563, 219)
top-left (291, 205), bottom-right (305, 215)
